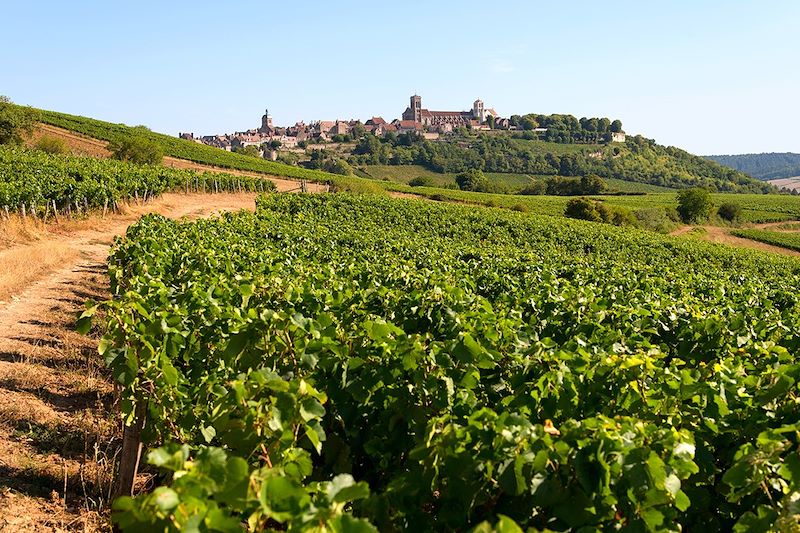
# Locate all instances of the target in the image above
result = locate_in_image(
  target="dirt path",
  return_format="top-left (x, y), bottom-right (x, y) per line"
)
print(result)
top-left (0, 192), bottom-right (259, 531)
top-left (670, 224), bottom-right (800, 258)
top-left (31, 124), bottom-right (329, 194)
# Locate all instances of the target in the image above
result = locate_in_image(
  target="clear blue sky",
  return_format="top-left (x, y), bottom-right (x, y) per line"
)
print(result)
top-left (2, 1), bottom-right (798, 155)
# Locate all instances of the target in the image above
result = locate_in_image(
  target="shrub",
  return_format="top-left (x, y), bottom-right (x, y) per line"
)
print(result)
top-left (518, 180), bottom-right (546, 196)
top-left (0, 96), bottom-right (40, 145)
top-left (566, 198), bottom-right (635, 226)
top-left (109, 136), bottom-right (163, 165)
top-left (323, 158), bottom-right (354, 176)
top-left (408, 176), bottom-right (433, 187)
top-left (34, 135), bottom-right (68, 154)
top-left (510, 203), bottom-right (529, 212)
top-left (676, 187), bottom-right (713, 223)
top-left (718, 202), bottom-right (742, 222)
top-left (565, 197), bottom-right (602, 222)
top-left (635, 207), bottom-right (678, 233)
top-left (455, 169), bottom-right (489, 192)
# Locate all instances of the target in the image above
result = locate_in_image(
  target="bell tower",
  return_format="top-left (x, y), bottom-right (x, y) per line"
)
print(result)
top-left (410, 95), bottom-right (422, 123)
top-left (261, 108), bottom-right (273, 131)
top-left (472, 99), bottom-right (485, 123)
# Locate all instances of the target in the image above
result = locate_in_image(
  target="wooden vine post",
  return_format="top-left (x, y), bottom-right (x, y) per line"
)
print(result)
top-left (114, 401), bottom-right (147, 498)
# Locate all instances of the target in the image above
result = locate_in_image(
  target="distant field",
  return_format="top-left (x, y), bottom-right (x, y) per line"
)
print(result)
top-left (732, 229), bottom-right (800, 252)
top-left (360, 164), bottom-right (674, 194)
top-left (768, 176), bottom-right (800, 192)
top-left (381, 182), bottom-right (800, 223)
top-left (359, 165), bottom-right (534, 189)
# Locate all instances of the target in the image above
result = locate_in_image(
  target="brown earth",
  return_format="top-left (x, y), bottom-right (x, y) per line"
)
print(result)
top-left (0, 192), bottom-right (259, 531)
top-left (670, 224), bottom-right (800, 258)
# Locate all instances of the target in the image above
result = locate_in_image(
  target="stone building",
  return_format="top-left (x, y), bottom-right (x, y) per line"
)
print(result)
top-left (401, 95), bottom-right (496, 128)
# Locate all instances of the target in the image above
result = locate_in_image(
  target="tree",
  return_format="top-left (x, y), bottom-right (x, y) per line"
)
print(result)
top-left (486, 115), bottom-right (496, 129)
top-left (676, 187), bottom-right (714, 223)
top-left (0, 96), bottom-right (40, 145)
top-left (717, 202), bottom-right (742, 222)
top-left (323, 158), bottom-right (353, 176)
top-left (610, 120), bottom-right (623, 133)
top-left (269, 139), bottom-right (282, 150)
top-left (233, 145), bottom-right (261, 158)
top-left (455, 169), bottom-right (489, 192)
top-left (109, 136), bottom-right (163, 165)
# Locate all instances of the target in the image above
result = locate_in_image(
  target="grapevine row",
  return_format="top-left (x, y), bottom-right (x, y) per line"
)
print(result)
top-left (89, 194), bottom-right (800, 531)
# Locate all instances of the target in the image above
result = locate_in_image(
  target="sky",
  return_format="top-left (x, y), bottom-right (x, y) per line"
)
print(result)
top-left (2, 0), bottom-right (798, 155)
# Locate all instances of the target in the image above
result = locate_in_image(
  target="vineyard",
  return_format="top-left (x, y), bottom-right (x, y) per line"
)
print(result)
top-left (88, 194), bottom-right (800, 531)
top-left (0, 146), bottom-right (276, 216)
top-left (35, 108), bottom-right (338, 182)
top-left (385, 183), bottom-right (800, 224)
top-left (733, 228), bottom-right (800, 252)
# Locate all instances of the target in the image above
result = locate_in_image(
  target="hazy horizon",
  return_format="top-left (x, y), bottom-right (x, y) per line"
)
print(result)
top-left (3, 0), bottom-right (798, 156)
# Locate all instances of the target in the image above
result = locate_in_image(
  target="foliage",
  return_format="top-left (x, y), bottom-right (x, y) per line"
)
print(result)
top-left (635, 207), bottom-right (680, 233)
top-left (732, 229), bottom-right (800, 252)
top-left (84, 194), bottom-right (800, 531)
top-left (0, 146), bottom-right (275, 213)
top-left (564, 197), bottom-right (635, 226)
top-left (677, 188), bottom-right (714, 223)
top-left (456, 169), bottom-right (489, 192)
top-left (34, 134), bottom-right (69, 155)
top-left (408, 176), bottom-right (434, 187)
top-left (706, 152), bottom-right (800, 181)
top-left (348, 128), bottom-right (772, 193)
top-left (109, 136), bottom-right (164, 165)
top-left (233, 145), bottom-right (262, 158)
top-left (0, 96), bottom-right (40, 145)
top-left (324, 158), bottom-right (353, 176)
top-left (718, 202), bottom-right (742, 222)
top-left (520, 175), bottom-right (607, 196)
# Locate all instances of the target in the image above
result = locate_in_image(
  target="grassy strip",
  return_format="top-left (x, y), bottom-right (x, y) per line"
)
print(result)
top-left (732, 229), bottom-right (800, 252)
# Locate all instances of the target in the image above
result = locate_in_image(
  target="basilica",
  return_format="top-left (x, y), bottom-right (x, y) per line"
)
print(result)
top-left (401, 94), bottom-right (497, 128)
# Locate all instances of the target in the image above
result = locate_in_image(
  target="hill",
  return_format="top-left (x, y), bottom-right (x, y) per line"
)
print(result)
top-left (27, 107), bottom-right (340, 183)
top-left (349, 131), bottom-right (774, 194)
top-left (705, 152), bottom-right (800, 181)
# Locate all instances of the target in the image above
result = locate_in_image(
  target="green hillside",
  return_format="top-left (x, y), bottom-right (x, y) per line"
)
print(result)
top-left (358, 164), bottom-right (673, 194)
top-left (349, 131), bottom-right (774, 193)
top-left (706, 152), bottom-right (800, 181)
top-left (33, 107), bottom-right (340, 183)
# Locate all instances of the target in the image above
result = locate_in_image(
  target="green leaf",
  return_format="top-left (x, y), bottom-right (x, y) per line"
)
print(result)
top-left (329, 514), bottom-right (379, 533)
top-left (328, 474), bottom-right (370, 503)
top-left (224, 331), bottom-right (249, 360)
top-left (152, 487), bottom-right (180, 512)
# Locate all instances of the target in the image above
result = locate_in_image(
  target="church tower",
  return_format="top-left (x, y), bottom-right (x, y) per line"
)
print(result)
top-left (261, 108), bottom-right (273, 132)
top-left (410, 95), bottom-right (422, 123)
top-left (472, 99), bottom-right (485, 123)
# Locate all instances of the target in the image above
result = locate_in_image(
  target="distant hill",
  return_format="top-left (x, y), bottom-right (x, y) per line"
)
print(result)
top-left (705, 152), bottom-right (800, 181)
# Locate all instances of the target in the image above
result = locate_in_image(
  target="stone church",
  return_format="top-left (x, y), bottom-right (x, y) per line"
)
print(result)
top-left (401, 95), bottom-right (495, 127)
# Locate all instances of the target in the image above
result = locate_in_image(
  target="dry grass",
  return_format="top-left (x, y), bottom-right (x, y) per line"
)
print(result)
top-left (0, 241), bottom-right (79, 304)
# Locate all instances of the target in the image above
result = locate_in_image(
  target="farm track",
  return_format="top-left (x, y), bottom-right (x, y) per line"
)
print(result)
top-left (0, 192), bottom-right (259, 531)
top-left (670, 224), bottom-right (800, 257)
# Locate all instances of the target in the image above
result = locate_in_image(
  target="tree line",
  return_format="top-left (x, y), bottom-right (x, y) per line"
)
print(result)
top-left (349, 132), bottom-right (774, 193)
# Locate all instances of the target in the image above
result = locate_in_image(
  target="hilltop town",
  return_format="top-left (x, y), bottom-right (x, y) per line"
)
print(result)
top-left (179, 95), bottom-right (627, 157)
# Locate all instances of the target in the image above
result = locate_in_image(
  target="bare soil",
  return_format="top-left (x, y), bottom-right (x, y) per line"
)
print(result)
top-left (670, 224), bottom-right (800, 257)
top-left (0, 192), bottom-right (259, 531)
